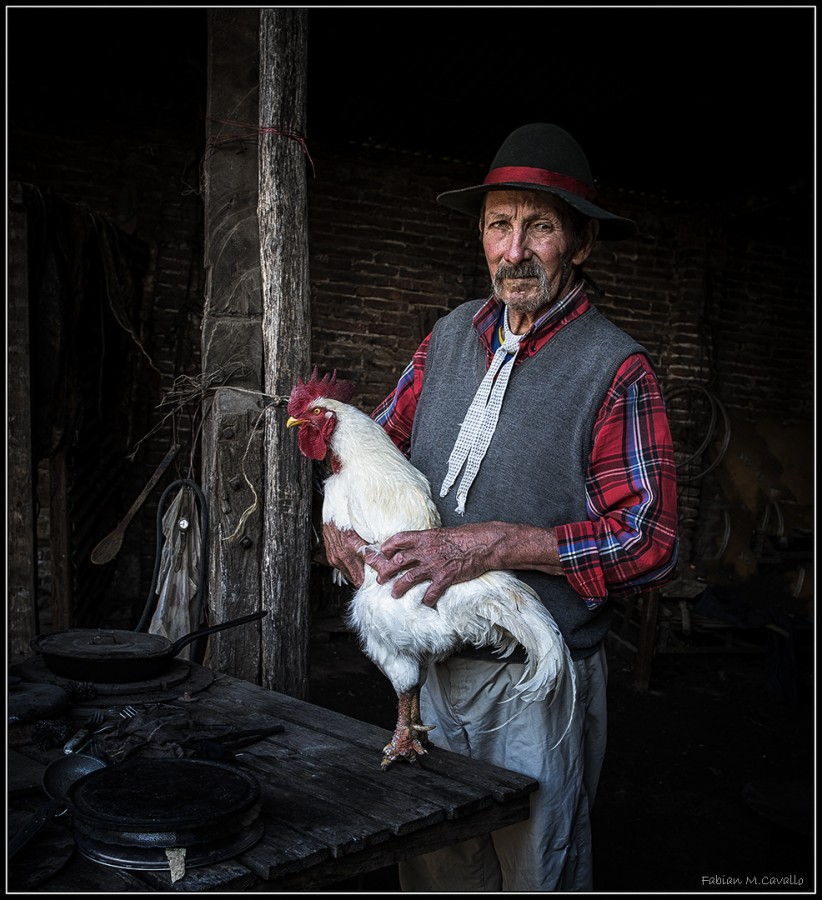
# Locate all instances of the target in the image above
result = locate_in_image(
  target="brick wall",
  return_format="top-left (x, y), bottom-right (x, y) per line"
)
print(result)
top-left (306, 144), bottom-right (489, 411)
top-left (307, 145), bottom-right (813, 424)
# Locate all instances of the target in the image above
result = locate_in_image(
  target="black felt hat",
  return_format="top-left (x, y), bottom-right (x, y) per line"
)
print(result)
top-left (437, 123), bottom-right (637, 241)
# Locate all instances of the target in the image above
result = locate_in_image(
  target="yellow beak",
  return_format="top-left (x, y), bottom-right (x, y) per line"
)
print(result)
top-left (286, 416), bottom-right (305, 428)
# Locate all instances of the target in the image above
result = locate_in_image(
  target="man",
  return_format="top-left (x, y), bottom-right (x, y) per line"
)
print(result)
top-left (324, 123), bottom-right (679, 891)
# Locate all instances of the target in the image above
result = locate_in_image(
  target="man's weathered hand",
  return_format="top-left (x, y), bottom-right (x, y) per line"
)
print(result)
top-left (322, 522), bottom-right (370, 588)
top-left (363, 526), bottom-right (485, 608)
top-left (365, 521), bottom-right (562, 609)
top-left (328, 520), bottom-right (563, 610)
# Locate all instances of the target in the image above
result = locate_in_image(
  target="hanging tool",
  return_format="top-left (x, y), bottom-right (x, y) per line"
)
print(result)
top-left (90, 444), bottom-right (180, 565)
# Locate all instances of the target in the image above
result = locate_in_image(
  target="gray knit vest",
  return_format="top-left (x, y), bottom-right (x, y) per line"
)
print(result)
top-left (410, 299), bottom-right (646, 657)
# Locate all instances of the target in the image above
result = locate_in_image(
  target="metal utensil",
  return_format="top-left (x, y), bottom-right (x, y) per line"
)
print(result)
top-left (71, 706), bottom-right (139, 754)
top-left (63, 711), bottom-right (104, 755)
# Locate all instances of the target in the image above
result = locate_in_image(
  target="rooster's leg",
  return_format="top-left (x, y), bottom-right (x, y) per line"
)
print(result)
top-left (382, 686), bottom-right (435, 769)
top-left (410, 686), bottom-right (435, 745)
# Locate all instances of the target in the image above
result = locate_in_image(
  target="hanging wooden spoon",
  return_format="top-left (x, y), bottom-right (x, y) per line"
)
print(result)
top-left (90, 444), bottom-right (180, 565)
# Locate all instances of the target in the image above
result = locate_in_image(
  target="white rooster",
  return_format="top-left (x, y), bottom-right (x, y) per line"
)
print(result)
top-left (286, 369), bottom-right (574, 768)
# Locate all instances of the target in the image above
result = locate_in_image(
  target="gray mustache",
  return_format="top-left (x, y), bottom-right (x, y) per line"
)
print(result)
top-left (495, 263), bottom-right (543, 280)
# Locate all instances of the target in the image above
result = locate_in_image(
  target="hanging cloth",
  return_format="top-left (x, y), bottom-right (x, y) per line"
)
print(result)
top-left (148, 484), bottom-right (202, 660)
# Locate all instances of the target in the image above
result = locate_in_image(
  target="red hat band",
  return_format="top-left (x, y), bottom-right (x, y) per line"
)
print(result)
top-left (485, 166), bottom-right (597, 202)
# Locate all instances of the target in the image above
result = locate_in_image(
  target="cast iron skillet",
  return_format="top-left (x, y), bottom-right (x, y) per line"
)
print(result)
top-left (30, 610), bottom-right (267, 682)
top-left (8, 754), bottom-right (107, 860)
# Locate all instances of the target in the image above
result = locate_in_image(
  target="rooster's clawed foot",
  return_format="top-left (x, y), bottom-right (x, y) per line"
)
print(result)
top-left (381, 722), bottom-right (435, 769)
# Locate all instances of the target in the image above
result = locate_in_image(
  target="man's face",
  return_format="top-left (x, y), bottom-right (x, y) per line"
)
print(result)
top-left (481, 190), bottom-right (594, 316)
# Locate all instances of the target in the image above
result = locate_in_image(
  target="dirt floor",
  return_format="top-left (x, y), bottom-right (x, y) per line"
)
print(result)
top-left (307, 622), bottom-right (815, 894)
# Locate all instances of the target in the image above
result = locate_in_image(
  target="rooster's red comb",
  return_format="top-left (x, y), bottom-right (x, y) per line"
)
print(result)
top-left (288, 367), bottom-right (357, 413)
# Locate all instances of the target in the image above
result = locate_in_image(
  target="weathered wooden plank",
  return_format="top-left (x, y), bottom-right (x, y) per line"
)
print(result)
top-left (238, 812), bottom-right (331, 882)
top-left (195, 685), bottom-right (530, 864)
top-left (399, 741), bottom-right (538, 805)
top-left (206, 676), bottom-right (538, 802)
top-left (245, 754), bottom-right (391, 863)
top-left (258, 7), bottom-right (313, 701)
top-left (16, 851), bottom-right (151, 892)
top-left (201, 8), bottom-right (266, 684)
top-left (247, 742), bottom-right (450, 837)
top-left (260, 796), bottom-right (533, 892)
top-left (239, 721), bottom-right (494, 822)
top-left (238, 748), bottom-right (448, 855)
top-left (135, 859), bottom-right (258, 893)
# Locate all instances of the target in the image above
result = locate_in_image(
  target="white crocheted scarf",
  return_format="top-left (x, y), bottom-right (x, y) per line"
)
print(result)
top-left (439, 305), bottom-right (524, 515)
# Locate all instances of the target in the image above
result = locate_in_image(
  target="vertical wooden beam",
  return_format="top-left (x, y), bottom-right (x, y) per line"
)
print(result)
top-left (201, 9), bottom-right (312, 694)
top-left (201, 9), bottom-right (266, 682)
top-left (258, 8), bottom-right (312, 699)
top-left (8, 183), bottom-right (37, 663)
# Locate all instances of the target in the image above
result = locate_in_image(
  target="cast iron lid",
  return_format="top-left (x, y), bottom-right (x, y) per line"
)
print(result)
top-left (67, 759), bottom-right (261, 831)
top-left (31, 630), bottom-right (175, 661)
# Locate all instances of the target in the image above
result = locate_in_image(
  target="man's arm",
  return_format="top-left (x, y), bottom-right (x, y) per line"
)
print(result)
top-left (364, 521), bottom-right (563, 608)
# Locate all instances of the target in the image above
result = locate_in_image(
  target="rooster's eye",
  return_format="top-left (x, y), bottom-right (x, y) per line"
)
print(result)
top-left (312, 407), bottom-right (322, 415)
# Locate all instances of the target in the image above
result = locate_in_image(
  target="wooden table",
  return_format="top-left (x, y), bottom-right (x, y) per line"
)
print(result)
top-left (8, 662), bottom-right (537, 892)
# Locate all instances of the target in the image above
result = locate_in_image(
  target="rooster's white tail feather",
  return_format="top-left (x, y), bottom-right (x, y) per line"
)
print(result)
top-left (474, 573), bottom-right (577, 745)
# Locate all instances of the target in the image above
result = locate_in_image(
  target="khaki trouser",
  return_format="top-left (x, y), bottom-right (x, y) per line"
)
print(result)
top-left (398, 644), bottom-right (608, 892)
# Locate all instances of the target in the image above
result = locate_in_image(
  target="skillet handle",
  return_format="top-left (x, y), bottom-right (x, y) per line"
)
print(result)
top-left (170, 610), bottom-right (268, 656)
top-left (8, 797), bottom-right (66, 860)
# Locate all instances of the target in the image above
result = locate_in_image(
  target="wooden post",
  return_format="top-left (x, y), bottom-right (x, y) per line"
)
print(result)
top-left (201, 9), bottom-right (311, 696)
top-left (201, 9), bottom-right (267, 682)
top-left (258, 8), bottom-right (312, 699)
top-left (8, 183), bottom-right (37, 663)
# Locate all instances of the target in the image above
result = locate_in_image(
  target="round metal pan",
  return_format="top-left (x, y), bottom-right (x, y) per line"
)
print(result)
top-left (30, 611), bottom-right (266, 682)
top-left (8, 755), bottom-right (108, 860)
top-left (65, 758), bottom-right (263, 869)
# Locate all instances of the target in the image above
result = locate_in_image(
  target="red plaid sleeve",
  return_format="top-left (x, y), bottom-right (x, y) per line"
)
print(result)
top-left (371, 334), bottom-right (431, 456)
top-left (556, 354), bottom-right (679, 606)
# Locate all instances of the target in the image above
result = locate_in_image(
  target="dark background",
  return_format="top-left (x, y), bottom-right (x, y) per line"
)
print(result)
top-left (8, 5), bottom-right (815, 209)
top-left (305, 6), bottom-right (815, 208)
